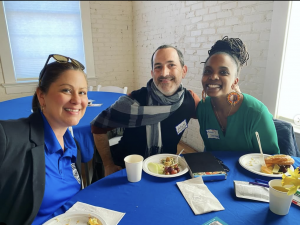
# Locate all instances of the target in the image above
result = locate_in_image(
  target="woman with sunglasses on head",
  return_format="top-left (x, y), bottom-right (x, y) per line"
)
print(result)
top-left (0, 55), bottom-right (90, 225)
top-left (197, 37), bottom-right (280, 154)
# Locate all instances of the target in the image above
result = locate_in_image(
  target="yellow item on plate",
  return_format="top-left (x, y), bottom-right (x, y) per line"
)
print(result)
top-left (261, 165), bottom-right (273, 174)
top-left (148, 162), bottom-right (158, 174)
top-left (148, 162), bottom-right (164, 174)
top-left (87, 217), bottom-right (102, 225)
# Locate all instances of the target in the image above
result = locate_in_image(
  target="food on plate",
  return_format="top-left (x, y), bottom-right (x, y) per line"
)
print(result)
top-left (147, 162), bottom-right (165, 174)
top-left (161, 156), bottom-right (175, 167)
top-left (260, 165), bottom-right (273, 174)
top-left (87, 217), bottom-right (102, 225)
top-left (147, 156), bottom-right (181, 175)
top-left (272, 164), bottom-right (280, 174)
top-left (260, 154), bottom-right (294, 174)
top-left (264, 154), bottom-right (294, 165)
top-left (161, 156), bottom-right (180, 175)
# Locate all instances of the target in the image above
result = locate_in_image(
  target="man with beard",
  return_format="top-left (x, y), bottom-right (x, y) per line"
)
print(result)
top-left (90, 45), bottom-right (200, 177)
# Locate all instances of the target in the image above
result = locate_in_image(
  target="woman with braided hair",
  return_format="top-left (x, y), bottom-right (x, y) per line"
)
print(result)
top-left (197, 36), bottom-right (280, 154)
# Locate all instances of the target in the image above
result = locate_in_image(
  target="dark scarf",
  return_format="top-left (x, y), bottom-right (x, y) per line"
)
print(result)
top-left (91, 79), bottom-right (185, 156)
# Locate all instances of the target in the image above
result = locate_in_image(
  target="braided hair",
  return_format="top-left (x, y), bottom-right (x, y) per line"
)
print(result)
top-left (204, 36), bottom-right (250, 76)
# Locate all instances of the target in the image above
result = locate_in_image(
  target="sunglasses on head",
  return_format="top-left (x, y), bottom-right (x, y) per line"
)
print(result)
top-left (39, 54), bottom-right (85, 85)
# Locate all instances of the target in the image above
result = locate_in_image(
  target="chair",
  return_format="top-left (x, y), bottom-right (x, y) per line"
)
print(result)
top-left (68, 127), bottom-right (93, 188)
top-left (94, 85), bottom-right (127, 166)
top-left (91, 128), bottom-right (124, 183)
top-left (97, 85), bottom-right (128, 94)
top-left (108, 127), bottom-right (124, 147)
top-left (109, 136), bottom-right (122, 146)
top-left (273, 119), bottom-right (300, 157)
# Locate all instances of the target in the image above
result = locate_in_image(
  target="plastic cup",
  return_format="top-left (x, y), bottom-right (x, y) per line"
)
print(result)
top-left (268, 179), bottom-right (294, 215)
top-left (124, 154), bottom-right (144, 182)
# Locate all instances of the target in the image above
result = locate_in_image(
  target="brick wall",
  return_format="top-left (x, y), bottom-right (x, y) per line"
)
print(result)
top-left (132, 1), bottom-right (274, 151)
top-left (89, 1), bottom-right (134, 92)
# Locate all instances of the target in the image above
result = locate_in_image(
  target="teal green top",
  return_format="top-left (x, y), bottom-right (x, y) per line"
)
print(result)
top-left (196, 93), bottom-right (280, 154)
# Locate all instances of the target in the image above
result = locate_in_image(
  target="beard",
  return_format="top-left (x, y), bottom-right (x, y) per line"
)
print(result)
top-left (154, 75), bottom-right (179, 96)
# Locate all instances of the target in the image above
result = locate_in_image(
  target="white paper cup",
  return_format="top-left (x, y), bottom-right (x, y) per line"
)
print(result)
top-left (124, 154), bottom-right (144, 182)
top-left (269, 179), bottom-right (294, 215)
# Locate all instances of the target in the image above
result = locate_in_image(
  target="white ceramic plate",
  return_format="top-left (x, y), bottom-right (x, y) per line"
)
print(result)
top-left (143, 153), bottom-right (188, 178)
top-left (42, 211), bottom-right (106, 225)
top-left (239, 153), bottom-right (294, 177)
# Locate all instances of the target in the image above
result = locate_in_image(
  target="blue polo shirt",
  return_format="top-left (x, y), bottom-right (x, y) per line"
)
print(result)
top-left (32, 113), bottom-right (81, 225)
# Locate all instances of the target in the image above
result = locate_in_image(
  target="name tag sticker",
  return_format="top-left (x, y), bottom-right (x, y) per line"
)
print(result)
top-left (206, 129), bottom-right (220, 139)
top-left (71, 163), bottom-right (81, 184)
top-left (176, 119), bottom-right (188, 135)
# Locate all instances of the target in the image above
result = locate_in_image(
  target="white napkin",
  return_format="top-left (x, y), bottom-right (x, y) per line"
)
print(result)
top-left (177, 177), bottom-right (225, 215)
top-left (66, 201), bottom-right (125, 225)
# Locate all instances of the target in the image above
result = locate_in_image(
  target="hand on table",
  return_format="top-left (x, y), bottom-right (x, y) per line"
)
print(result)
top-left (104, 164), bottom-right (122, 176)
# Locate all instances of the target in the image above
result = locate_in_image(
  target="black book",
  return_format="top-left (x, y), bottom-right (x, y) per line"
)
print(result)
top-left (183, 152), bottom-right (227, 181)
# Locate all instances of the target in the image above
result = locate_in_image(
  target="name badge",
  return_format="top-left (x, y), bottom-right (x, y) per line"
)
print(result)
top-left (206, 129), bottom-right (220, 139)
top-left (176, 119), bottom-right (188, 135)
top-left (71, 163), bottom-right (81, 184)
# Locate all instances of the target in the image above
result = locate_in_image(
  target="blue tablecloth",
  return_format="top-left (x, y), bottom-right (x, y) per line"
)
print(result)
top-left (0, 92), bottom-right (125, 162)
top-left (53, 151), bottom-right (300, 225)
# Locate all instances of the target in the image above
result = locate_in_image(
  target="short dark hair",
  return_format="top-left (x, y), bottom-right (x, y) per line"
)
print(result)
top-left (32, 61), bottom-right (86, 112)
top-left (151, 45), bottom-right (184, 70)
top-left (204, 36), bottom-right (250, 76)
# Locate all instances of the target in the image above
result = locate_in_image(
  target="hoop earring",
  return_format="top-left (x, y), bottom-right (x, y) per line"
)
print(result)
top-left (41, 105), bottom-right (45, 112)
top-left (226, 91), bottom-right (241, 106)
top-left (202, 90), bottom-right (206, 102)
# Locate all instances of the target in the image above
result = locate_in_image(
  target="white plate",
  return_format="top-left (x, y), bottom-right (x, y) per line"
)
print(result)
top-left (143, 153), bottom-right (188, 178)
top-left (43, 211), bottom-right (106, 225)
top-left (239, 153), bottom-right (294, 177)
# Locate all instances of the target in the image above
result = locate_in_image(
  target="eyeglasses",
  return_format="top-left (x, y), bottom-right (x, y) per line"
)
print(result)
top-left (39, 54), bottom-right (85, 85)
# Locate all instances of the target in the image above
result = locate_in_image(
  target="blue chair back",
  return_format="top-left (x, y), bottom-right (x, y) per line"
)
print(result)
top-left (273, 119), bottom-right (300, 157)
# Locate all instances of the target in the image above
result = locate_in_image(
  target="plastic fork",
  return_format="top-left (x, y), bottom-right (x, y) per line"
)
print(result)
top-left (255, 131), bottom-right (266, 166)
top-left (176, 149), bottom-right (184, 164)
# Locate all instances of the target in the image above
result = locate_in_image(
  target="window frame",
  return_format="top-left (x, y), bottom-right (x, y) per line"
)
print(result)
top-left (0, 1), bottom-right (96, 94)
top-left (262, 1), bottom-right (290, 117)
top-left (263, 1), bottom-right (300, 133)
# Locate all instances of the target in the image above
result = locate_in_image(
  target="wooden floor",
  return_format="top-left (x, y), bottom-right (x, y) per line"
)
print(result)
top-left (177, 140), bottom-right (198, 154)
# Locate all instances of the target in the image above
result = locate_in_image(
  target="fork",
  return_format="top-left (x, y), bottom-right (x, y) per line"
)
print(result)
top-left (176, 149), bottom-right (184, 164)
top-left (255, 131), bottom-right (266, 166)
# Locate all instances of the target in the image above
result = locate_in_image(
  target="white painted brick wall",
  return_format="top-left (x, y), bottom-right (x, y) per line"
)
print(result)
top-left (89, 1), bottom-right (134, 93)
top-left (132, 1), bottom-right (275, 151)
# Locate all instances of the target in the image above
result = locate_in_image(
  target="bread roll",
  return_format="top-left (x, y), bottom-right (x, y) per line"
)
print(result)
top-left (264, 154), bottom-right (294, 165)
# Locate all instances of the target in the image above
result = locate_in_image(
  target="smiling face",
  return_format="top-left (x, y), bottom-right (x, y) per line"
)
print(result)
top-left (202, 53), bottom-right (239, 98)
top-left (151, 48), bottom-right (187, 96)
top-left (37, 69), bottom-right (88, 130)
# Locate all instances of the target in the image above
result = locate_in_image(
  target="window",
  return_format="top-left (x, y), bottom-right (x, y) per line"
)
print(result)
top-left (263, 1), bottom-right (300, 132)
top-left (0, 1), bottom-right (96, 94)
top-left (276, 1), bottom-right (300, 129)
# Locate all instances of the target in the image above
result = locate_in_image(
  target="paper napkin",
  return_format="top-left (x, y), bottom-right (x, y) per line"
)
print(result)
top-left (177, 176), bottom-right (225, 215)
top-left (66, 201), bottom-right (125, 225)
